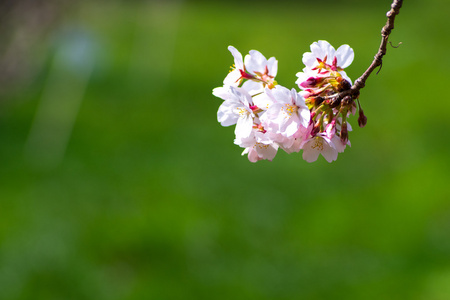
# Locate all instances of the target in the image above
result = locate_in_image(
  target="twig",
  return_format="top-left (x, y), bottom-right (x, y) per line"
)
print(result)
top-left (339, 0), bottom-right (403, 100)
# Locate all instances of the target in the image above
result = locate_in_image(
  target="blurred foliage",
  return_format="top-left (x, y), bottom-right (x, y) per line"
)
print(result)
top-left (0, 0), bottom-right (450, 299)
top-left (0, 0), bottom-right (74, 93)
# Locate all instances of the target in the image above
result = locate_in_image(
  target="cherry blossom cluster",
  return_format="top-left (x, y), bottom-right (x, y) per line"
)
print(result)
top-left (213, 40), bottom-right (367, 163)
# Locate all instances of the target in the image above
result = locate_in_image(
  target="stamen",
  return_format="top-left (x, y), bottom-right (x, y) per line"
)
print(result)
top-left (312, 137), bottom-right (324, 151)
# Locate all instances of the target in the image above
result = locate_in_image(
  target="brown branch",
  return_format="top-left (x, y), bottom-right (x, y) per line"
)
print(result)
top-left (340, 0), bottom-right (403, 100)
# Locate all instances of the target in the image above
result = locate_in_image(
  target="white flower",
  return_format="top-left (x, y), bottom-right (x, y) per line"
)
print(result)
top-left (235, 130), bottom-right (279, 163)
top-left (332, 135), bottom-right (351, 153)
top-left (242, 142), bottom-right (278, 163)
top-left (215, 86), bottom-right (255, 140)
top-left (260, 86), bottom-right (310, 137)
top-left (245, 49), bottom-right (278, 81)
top-left (223, 46), bottom-right (278, 94)
top-left (224, 46), bottom-right (245, 87)
top-left (296, 40), bottom-right (354, 87)
top-left (302, 40), bottom-right (354, 71)
top-left (301, 133), bottom-right (338, 163)
top-left (213, 41), bottom-right (359, 163)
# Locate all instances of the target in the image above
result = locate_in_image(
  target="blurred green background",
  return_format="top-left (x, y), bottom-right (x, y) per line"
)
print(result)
top-left (0, 0), bottom-right (449, 299)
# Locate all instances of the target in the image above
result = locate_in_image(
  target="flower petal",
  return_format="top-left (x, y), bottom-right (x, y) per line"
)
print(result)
top-left (302, 52), bottom-right (318, 69)
top-left (228, 46), bottom-right (244, 70)
top-left (212, 87), bottom-right (230, 100)
top-left (245, 50), bottom-right (267, 74)
top-left (267, 57), bottom-right (278, 77)
top-left (335, 44), bottom-right (354, 69)
top-left (321, 143), bottom-right (338, 162)
top-left (224, 69), bottom-right (242, 86)
top-left (302, 143), bottom-right (320, 163)
top-left (241, 80), bottom-right (263, 95)
top-left (257, 143), bottom-right (278, 161)
top-left (311, 40), bottom-right (335, 63)
top-left (270, 85), bottom-right (291, 105)
top-left (217, 100), bottom-right (239, 126)
top-left (235, 114), bottom-right (253, 140)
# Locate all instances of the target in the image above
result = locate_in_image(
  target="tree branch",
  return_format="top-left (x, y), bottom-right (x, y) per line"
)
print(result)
top-left (340, 0), bottom-right (403, 100)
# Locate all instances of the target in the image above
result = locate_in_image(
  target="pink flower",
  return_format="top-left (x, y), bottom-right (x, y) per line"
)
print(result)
top-left (224, 46), bottom-right (246, 87)
top-left (223, 46), bottom-right (278, 94)
top-left (242, 141), bottom-right (279, 163)
top-left (235, 129), bottom-right (279, 163)
top-left (296, 40), bottom-right (354, 88)
top-left (214, 86), bottom-right (255, 141)
top-left (300, 131), bottom-right (338, 163)
top-left (260, 86), bottom-right (310, 137)
top-left (302, 40), bottom-right (354, 72)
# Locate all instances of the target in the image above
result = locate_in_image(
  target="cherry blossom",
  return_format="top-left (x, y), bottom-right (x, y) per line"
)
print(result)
top-left (302, 40), bottom-right (354, 72)
top-left (260, 86), bottom-right (310, 137)
top-left (211, 0), bottom-right (406, 163)
top-left (215, 86), bottom-right (255, 141)
top-left (296, 40), bottom-right (354, 91)
top-left (213, 40), bottom-right (362, 163)
top-left (301, 133), bottom-right (338, 163)
top-left (223, 46), bottom-right (278, 94)
top-left (235, 130), bottom-right (279, 163)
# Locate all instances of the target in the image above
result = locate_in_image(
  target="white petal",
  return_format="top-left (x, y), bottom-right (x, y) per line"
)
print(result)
top-left (245, 50), bottom-right (267, 74)
top-left (229, 86), bottom-right (251, 107)
top-left (228, 46), bottom-right (244, 70)
top-left (299, 108), bottom-right (311, 128)
top-left (347, 121), bottom-right (353, 132)
top-left (217, 100), bottom-right (239, 126)
top-left (252, 92), bottom-right (274, 111)
top-left (292, 89), bottom-right (305, 106)
top-left (247, 147), bottom-right (260, 163)
top-left (311, 40), bottom-right (335, 63)
top-left (212, 87), bottom-right (230, 100)
top-left (332, 136), bottom-right (346, 153)
top-left (283, 117), bottom-right (300, 137)
top-left (335, 44), bottom-right (354, 69)
top-left (263, 103), bottom-right (282, 121)
top-left (281, 137), bottom-right (301, 154)
top-left (295, 71), bottom-right (309, 82)
top-left (235, 114), bottom-right (253, 139)
top-left (223, 69), bottom-right (242, 86)
top-left (302, 52), bottom-right (317, 69)
top-left (235, 132), bottom-right (256, 148)
top-left (321, 143), bottom-right (338, 162)
top-left (267, 57), bottom-right (278, 77)
top-left (256, 143), bottom-right (278, 161)
top-left (241, 80), bottom-right (264, 95)
top-left (271, 85), bottom-right (291, 105)
top-left (302, 144), bottom-right (320, 163)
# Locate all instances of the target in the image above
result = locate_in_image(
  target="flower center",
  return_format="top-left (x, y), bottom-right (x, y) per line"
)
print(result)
top-left (283, 104), bottom-right (298, 116)
top-left (236, 107), bottom-right (250, 117)
top-left (311, 137), bottom-right (324, 151)
top-left (256, 143), bottom-right (270, 150)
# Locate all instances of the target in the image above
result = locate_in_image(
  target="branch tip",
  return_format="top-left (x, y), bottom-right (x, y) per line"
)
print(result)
top-left (337, 0), bottom-right (403, 101)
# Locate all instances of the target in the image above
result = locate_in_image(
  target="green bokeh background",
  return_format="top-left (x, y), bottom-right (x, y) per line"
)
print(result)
top-left (1, 0), bottom-right (450, 299)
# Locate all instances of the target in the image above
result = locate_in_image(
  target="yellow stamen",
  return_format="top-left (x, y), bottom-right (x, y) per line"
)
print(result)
top-left (312, 137), bottom-right (324, 151)
top-left (283, 104), bottom-right (298, 117)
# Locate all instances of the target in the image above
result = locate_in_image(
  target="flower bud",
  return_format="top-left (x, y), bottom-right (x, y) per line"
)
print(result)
top-left (299, 77), bottom-right (324, 89)
top-left (358, 109), bottom-right (368, 128)
top-left (340, 122), bottom-right (349, 144)
top-left (311, 123), bottom-right (321, 137)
